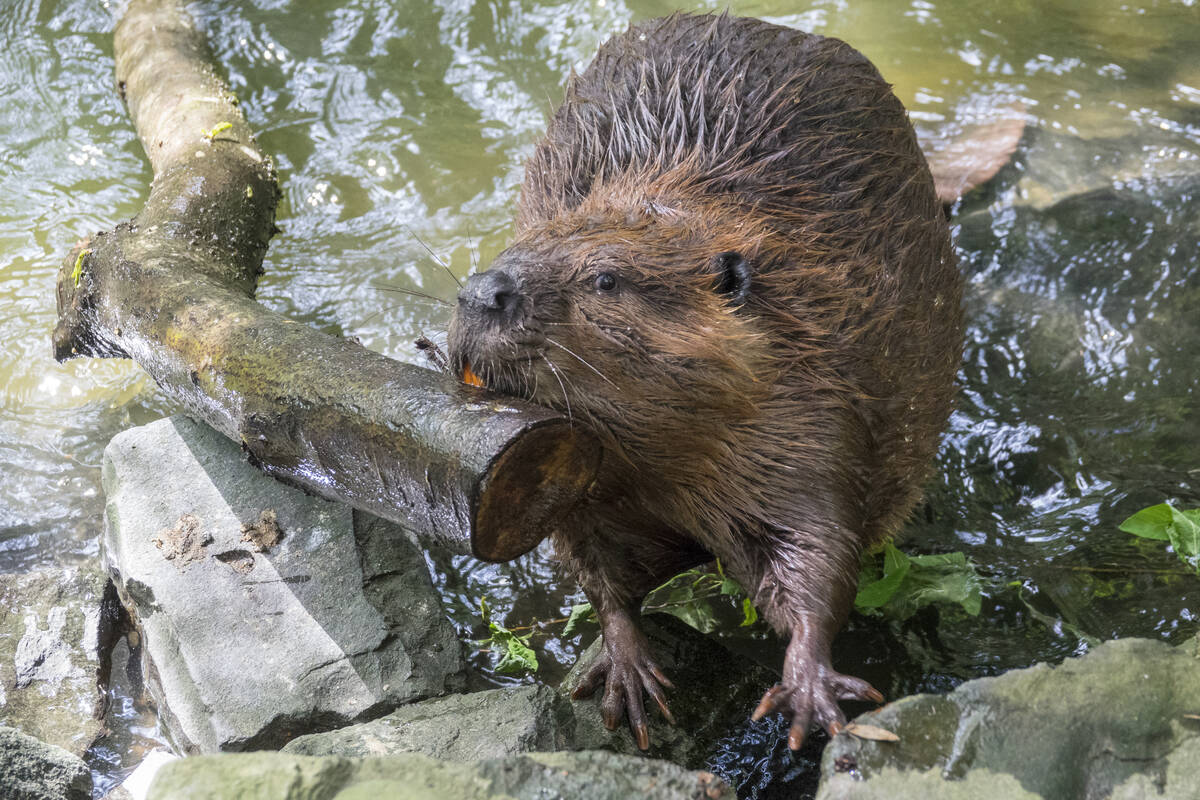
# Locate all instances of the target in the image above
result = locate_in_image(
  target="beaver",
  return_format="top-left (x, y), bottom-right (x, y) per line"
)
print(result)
top-left (447, 13), bottom-right (964, 750)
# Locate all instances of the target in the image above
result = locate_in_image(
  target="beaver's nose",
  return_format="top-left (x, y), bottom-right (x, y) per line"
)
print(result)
top-left (459, 270), bottom-right (520, 319)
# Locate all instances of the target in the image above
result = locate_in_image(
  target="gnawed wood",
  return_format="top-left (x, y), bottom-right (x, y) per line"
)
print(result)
top-left (53, 0), bottom-right (599, 561)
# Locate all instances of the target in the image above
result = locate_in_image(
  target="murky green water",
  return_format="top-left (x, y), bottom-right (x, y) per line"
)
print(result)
top-left (2, 0), bottom-right (1198, 795)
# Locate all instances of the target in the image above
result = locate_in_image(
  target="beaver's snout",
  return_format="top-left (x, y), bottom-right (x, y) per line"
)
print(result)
top-left (448, 260), bottom-right (548, 391)
top-left (458, 269), bottom-right (523, 325)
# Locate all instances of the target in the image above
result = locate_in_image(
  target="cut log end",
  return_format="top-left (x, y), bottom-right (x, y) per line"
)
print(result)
top-left (473, 423), bottom-right (602, 561)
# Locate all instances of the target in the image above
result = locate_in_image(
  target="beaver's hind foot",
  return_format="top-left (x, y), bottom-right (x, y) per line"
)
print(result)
top-left (570, 607), bottom-right (675, 750)
top-left (751, 620), bottom-right (884, 749)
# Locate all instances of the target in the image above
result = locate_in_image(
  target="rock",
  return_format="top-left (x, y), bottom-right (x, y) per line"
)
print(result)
top-left (818, 636), bottom-right (1200, 800)
top-left (101, 415), bottom-right (465, 753)
top-left (0, 724), bottom-right (92, 800)
top-left (0, 563), bottom-right (115, 756)
top-left (108, 749), bottom-right (179, 800)
top-left (282, 684), bottom-right (574, 759)
top-left (960, 125), bottom-right (1200, 213)
top-left (819, 767), bottom-right (1040, 800)
top-left (563, 614), bottom-right (779, 769)
top-left (147, 749), bottom-right (732, 799)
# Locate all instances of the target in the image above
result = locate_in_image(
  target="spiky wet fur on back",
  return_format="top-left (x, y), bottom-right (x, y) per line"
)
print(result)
top-left (465, 13), bottom-right (962, 627)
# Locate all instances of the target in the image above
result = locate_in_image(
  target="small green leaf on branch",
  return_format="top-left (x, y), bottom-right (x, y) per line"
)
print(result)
top-left (201, 121), bottom-right (234, 142)
top-left (71, 249), bottom-right (92, 288)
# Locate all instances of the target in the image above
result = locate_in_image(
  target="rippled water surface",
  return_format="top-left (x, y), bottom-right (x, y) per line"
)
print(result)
top-left (2, 0), bottom-right (1198, 795)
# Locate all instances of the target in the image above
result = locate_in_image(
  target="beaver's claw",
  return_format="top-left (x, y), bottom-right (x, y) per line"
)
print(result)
top-left (571, 625), bottom-right (675, 750)
top-left (750, 645), bottom-right (883, 750)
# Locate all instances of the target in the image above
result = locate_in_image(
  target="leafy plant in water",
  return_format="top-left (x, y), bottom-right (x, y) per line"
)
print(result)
top-left (564, 561), bottom-right (757, 639)
top-left (562, 602), bottom-right (596, 636)
top-left (478, 543), bottom-right (982, 676)
top-left (1119, 503), bottom-right (1200, 575)
top-left (476, 597), bottom-right (538, 674)
top-left (854, 541), bottom-right (983, 619)
top-left (635, 560), bottom-right (758, 634)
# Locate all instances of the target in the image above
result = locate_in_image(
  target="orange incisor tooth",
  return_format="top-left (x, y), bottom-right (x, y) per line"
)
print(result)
top-left (461, 361), bottom-right (484, 387)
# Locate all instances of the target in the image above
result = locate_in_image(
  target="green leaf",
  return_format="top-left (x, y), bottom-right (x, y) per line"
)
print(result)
top-left (897, 551), bottom-right (984, 617)
top-left (658, 598), bottom-right (720, 633)
top-left (1166, 506), bottom-right (1200, 571)
top-left (486, 622), bottom-right (538, 675)
top-left (855, 544), bottom-right (983, 619)
top-left (720, 576), bottom-right (743, 596)
top-left (854, 542), bottom-right (911, 609)
top-left (740, 597), bottom-right (758, 627)
top-left (562, 603), bottom-right (595, 637)
top-left (1119, 503), bottom-right (1175, 541)
top-left (1119, 502), bottom-right (1200, 574)
top-left (71, 249), bottom-right (91, 288)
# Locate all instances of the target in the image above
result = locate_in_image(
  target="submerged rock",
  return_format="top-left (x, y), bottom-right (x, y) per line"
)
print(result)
top-left (0, 724), bottom-right (92, 800)
top-left (282, 684), bottom-right (574, 759)
top-left (101, 415), bottom-right (465, 753)
top-left (0, 564), bottom-right (115, 756)
top-left (818, 636), bottom-right (1200, 800)
top-left (147, 749), bottom-right (731, 799)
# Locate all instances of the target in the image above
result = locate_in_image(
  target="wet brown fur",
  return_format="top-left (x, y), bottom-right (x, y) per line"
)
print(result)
top-left (448, 12), bottom-right (963, 718)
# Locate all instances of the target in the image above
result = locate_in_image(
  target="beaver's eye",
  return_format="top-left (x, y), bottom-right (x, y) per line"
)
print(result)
top-left (593, 272), bottom-right (617, 292)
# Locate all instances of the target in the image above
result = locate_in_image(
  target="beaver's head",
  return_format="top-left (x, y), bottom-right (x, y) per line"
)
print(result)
top-left (447, 189), bottom-right (779, 468)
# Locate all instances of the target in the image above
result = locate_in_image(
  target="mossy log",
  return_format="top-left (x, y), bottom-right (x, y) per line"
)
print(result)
top-left (52, 0), bottom-right (599, 562)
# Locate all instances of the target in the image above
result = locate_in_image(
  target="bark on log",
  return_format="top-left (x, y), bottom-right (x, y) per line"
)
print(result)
top-left (52, 0), bottom-right (599, 562)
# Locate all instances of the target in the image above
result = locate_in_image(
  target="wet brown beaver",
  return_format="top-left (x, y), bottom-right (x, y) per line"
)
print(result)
top-left (448, 13), bottom-right (963, 750)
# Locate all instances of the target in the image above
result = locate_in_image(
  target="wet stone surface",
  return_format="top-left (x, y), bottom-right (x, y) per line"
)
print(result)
top-left (0, 563), bottom-right (114, 757)
top-left (147, 749), bottom-right (733, 800)
top-left (0, 723), bottom-right (93, 800)
top-left (281, 684), bottom-right (575, 760)
top-left (102, 415), bottom-right (466, 753)
top-left (818, 636), bottom-right (1200, 800)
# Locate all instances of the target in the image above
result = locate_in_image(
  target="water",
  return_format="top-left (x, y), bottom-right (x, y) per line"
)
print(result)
top-left (1, 0), bottom-right (1198, 796)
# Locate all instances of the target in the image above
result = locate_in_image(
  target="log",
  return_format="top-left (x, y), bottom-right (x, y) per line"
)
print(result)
top-left (52, 0), bottom-right (599, 562)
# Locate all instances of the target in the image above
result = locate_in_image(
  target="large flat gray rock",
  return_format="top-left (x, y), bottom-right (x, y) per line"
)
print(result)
top-left (281, 684), bottom-right (574, 759)
top-left (0, 724), bottom-right (92, 800)
top-left (102, 415), bottom-right (465, 753)
top-left (0, 564), bottom-right (113, 756)
top-left (819, 636), bottom-right (1200, 800)
top-left (147, 749), bottom-right (732, 800)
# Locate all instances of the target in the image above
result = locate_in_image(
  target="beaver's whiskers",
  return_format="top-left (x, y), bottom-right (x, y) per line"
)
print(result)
top-left (540, 353), bottom-right (573, 424)
top-left (545, 336), bottom-right (618, 387)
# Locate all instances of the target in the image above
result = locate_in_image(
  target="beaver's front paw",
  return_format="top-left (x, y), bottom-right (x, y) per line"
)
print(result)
top-left (751, 635), bottom-right (883, 750)
top-left (570, 617), bottom-right (674, 750)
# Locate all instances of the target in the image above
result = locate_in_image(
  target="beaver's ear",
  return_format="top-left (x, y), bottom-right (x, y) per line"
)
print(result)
top-left (712, 251), bottom-right (751, 305)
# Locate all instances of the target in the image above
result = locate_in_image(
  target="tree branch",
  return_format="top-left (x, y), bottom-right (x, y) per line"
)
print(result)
top-left (53, 0), bottom-right (598, 562)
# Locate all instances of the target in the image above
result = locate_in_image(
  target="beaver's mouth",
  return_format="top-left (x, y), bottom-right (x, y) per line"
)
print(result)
top-left (456, 347), bottom-right (544, 398)
top-left (450, 325), bottom-right (547, 391)
top-left (448, 261), bottom-right (556, 397)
